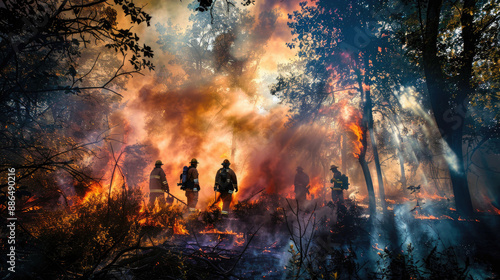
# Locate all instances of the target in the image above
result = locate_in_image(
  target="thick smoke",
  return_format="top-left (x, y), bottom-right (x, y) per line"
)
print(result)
top-left (121, 77), bottom-right (332, 206)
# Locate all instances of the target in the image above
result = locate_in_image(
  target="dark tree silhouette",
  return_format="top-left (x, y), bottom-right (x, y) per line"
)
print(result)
top-left (399, 0), bottom-right (500, 216)
top-left (0, 0), bottom-right (154, 204)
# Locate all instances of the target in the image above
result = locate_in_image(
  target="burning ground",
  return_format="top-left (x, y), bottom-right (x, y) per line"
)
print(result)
top-left (1, 0), bottom-right (500, 279)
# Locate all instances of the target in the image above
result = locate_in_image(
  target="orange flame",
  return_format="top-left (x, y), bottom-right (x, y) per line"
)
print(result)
top-left (81, 183), bottom-right (103, 204)
top-left (307, 177), bottom-right (327, 199)
top-left (349, 123), bottom-right (363, 158)
top-left (414, 213), bottom-right (439, 220)
top-left (199, 229), bottom-right (245, 245)
top-left (200, 228), bottom-right (238, 235)
top-left (173, 219), bottom-right (189, 235)
top-left (419, 191), bottom-right (449, 201)
top-left (372, 243), bottom-right (384, 251)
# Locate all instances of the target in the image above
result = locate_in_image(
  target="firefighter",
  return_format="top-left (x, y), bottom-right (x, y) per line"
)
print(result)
top-left (214, 159), bottom-right (238, 216)
top-left (330, 164), bottom-right (344, 204)
top-left (294, 166), bottom-right (310, 205)
top-left (149, 160), bottom-right (169, 208)
top-left (185, 158), bottom-right (200, 212)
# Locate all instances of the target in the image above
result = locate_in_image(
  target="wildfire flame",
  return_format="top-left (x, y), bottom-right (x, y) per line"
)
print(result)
top-left (199, 228), bottom-right (245, 246)
top-left (413, 211), bottom-right (480, 222)
top-left (414, 213), bottom-right (439, 220)
top-left (349, 123), bottom-right (363, 158)
top-left (173, 219), bottom-right (189, 235)
top-left (372, 243), bottom-right (384, 251)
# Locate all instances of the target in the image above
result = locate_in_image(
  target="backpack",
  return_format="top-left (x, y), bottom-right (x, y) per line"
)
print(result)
top-left (218, 168), bottom-right (233, 192)
top-left (178, 166), bottom-right (190, 190)
top-left (340, 174), bottom-right (349, 190)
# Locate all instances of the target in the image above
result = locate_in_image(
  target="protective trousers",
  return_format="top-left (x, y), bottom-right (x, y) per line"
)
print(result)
top-left (332, 189), bottom-right (344, 204)
top-left (295, 190), bottom-right (307, 205)
top-left (185, 189), bottom-right (199, 211)
top-left (149, 192), bottom-right (164, 209)
top-left (220, 192), bottom-right (232, 214)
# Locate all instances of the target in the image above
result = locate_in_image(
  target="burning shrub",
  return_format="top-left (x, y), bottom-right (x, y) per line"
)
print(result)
top-left (141, 201), bottom-right (187, 237)
top-left (199, 204), bottom-right (224, 227)
top-left (19, 188), bottom-right (143, 278)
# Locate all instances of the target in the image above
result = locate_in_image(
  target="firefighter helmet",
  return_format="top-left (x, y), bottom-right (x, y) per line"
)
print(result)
top-left (330, 164), bottom-right (339, 170)
top-left (222, 159), bottom-right (230, 166)
top-left (190, 158), bottom-right (199, 164)
top-left (155, 160), bottom-right (163, 166)
top-left (296, 166), bottom-right (303, 171)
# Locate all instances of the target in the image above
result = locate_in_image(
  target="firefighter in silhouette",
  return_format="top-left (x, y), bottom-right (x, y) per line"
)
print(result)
top-left (185, 158), bottom-right (200, 212)
top-left (330, 164), bottom-right (347, 204)
top-left (294, 166), bottom-right (310, 205)
top-left (214, 159), bottom-right (238, 216)
top-left (149, 160), bottom-right (169, 208)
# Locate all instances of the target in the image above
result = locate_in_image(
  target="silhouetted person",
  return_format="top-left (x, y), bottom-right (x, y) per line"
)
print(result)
top-left (214, 159), bottom-right (238, 216)
top-left (149, 160), bottom-right (169, 208)
top-left (330, 164), bottom-right (344, 204)
top-left (294, 166), bottom-right (310, 205)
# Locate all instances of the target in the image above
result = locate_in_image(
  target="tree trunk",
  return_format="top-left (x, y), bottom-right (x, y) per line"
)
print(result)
top-left (366, 89), bottom-right (386, 213)
top-left (448, 125), bottom-right (474, 215)
top-left (359, 137), bottom-right (377, 216)
top-left (356, 74), bottom-right (377, 216)
top-left (398, 146), bottom-right (407, 190)
top-left (422, 0), bottom-right (474, 216)
top-left (341, 133), bottom-right (347, 174)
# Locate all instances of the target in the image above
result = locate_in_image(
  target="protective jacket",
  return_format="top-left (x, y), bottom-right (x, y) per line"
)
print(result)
top-left (331, 170), bottom-right (343, 191)
top-left (215, 168), bottom-right (238, 193)
top-left (186, 165), bottom-right (200, 191)
top-left (294, 171), bottom-right (310, 192)
top-left (150, 167), bottom-right (168, 193)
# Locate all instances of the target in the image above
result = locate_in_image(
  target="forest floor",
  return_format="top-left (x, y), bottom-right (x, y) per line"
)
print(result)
top-left (2, 194), bottom-right (500, 279)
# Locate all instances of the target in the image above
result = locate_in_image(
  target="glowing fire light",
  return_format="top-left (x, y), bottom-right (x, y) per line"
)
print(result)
top-left (372, 243), bottom-right (384, 251)
top-left (200, 229), bottom-right (238, 235)
top-left (173, 219), bottom-right (189, 235)
top-left (413, 212), bottom-right (480, 222)
top-left (414, 213), bottom-right (439, 220)
top-left (419, 191), bottom-right (449, 201)
top-left (81, 183), bottom-right (103, 204)
top-left (349, 123), bottom-right (363, 158)
top-left (199, 228), bottom-right (245, 246)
